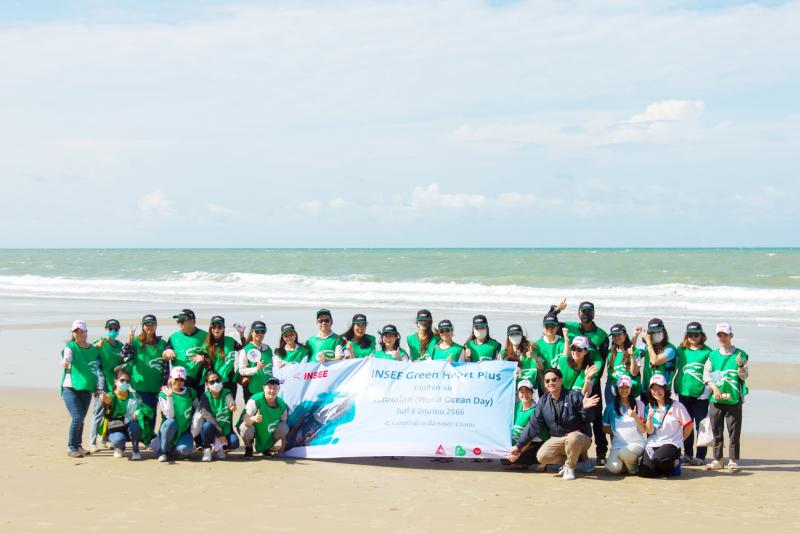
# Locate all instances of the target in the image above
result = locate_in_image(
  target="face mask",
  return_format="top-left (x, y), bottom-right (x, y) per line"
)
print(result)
top-left (418, 322), bottom-right (430, 330)
top-left (116, 381), bottom-right (130, 392)
top-left (509, 335), bottom-right (523, 345)
top-left (208, 382), bottom-right (223, 393)
top-left (107, 330), bottom-right (120, 340)
top-left (652, 332), bottom-right (664, 343)
top-left (473, 329), bottom-right (488, 340)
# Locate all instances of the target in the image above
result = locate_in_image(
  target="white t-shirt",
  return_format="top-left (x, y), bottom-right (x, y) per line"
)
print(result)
top-left (644, 400), bottom-right (692, 449)
top-left (603, 399), bottom-right (646, 449)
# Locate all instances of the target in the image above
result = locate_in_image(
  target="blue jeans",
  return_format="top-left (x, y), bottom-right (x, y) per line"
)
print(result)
top-left (62, 388), bottom-right (92, 451)
top-left (109, 421), bottom-right (141, 453)
top-left (200, 421), bottom-right (240, 450)
top-left (88, 394), bottom-right (106, 446)
top-left (157, 419), bottom-right (193, 458)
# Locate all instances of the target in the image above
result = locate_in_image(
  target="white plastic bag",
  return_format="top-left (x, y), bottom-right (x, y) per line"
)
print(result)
top-left (696, 416), bottom-right (714, 448)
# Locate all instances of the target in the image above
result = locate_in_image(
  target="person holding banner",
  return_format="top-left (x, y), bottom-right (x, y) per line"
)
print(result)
top-left (274, 323), bottom-right (310, 367)
top-left (406, 309), bottom-right (438, 361)
top-left (427, 320), bottom-right (464, 362)
top-left (237, 320), bottom-right (274, 403)
top-left (239, 377), bottom-right (289, 459)
top-left (505, 379), bottom-right (547, 470)
top-left (306, 309), bottom-right (345, 362)
top-left (509, 367), bottom-right (600, 481)
top-left (342, 314), bottom-right (377, 359)
top-left (373, 325), bottom-right (410, 360)
top-left (464, 314), bottom-right (501, 362)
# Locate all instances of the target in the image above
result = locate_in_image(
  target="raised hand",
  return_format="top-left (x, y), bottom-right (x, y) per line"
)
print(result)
top-left (582, 394), bottom-right (600, 409)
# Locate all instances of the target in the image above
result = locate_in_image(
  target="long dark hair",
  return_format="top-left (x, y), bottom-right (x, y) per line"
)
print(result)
top-left (275, 330), bottom-right (306, 357)
top-left (465, 326), bottom-right (494, 345)
top-left (681, 332), bottom-right (708, 349)
top-left (203, 329), bottom-right (226, 359)
top-left (610, 332), bottom-right (633, 369)
top-left (501, 336), bottom-right (530, 361)
top-left (342, 321), bottom-right (372, 349)
top-left (649, 384), bottom-right (672, 408)
top-left (568, 349), bottom-right (591, 371)
top-left (137, 322), bottom-right (158, 346)
top-left (652, 329), bottom-right (670, 354)
top-left (415, 310), bottom-right (436, 354)
top-left (379, 334), bottom-right (400, 351)
top-left (613, 383), bottom-right (636, 416)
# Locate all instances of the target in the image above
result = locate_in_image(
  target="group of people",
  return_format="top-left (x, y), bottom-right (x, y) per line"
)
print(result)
top-left (60, 302), bottom-right (749, 479)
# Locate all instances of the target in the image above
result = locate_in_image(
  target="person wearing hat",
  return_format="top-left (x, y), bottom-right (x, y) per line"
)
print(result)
top-left (373, 325), bottom-right (409, 360)
top-left (406, 309), bottom-right (439, 361)
top-left (674, 321), bottom-right (713, 466)
top-left (239, 377), bottom-right (289, 458)
top-left (553, 334), bottom-right (601, 395)
top-left (427, 320), bottom-right (464, 362)
top-left (501, 324), bottom-right (542, 389)
top-left (195, 370), bottom-right (239, 462)
top-left (203, 316), bottom-right (242, 402)
top-left (162, 309), bottom-right (208, 396)
top-left (602, 375), bottom-right (646, 475)
top-left (60, 320), bottom-right (103, 458)
top-left (640, 374), bottom-right (693, 477)
top-left (505, 379), bottom-right (548, 470)
top-left (702, 323), bottom-right (749, 473)
top-left (274, 323), bottom-right (310, 367)
top-left (120, 314), bottom-right (166, 441)
top-left (156, 366), bottom-right (199, 462)
top-left (342, 314), bottom-right (377, 359)
top-left (99, 368), bottom-right (143, 460)
top-left (509, 367), bottom-right (600, 481)
top-left (605, 324), bottom-right (641, 403)
top-left (533, 313), bottom-right (566, 368)
top-left (306, 309), bottom-right (345, 363)
top-left (88, 319), bottom-right (125, 451)
top-left (236, 320), bottom-right (274, 403)
top-left (637, 318), bottom-right (677, 402)
top-left (464, 314), bottom-right (501, 362)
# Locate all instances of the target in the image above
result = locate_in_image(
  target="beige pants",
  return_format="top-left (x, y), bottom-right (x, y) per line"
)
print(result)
top-left (239, 421), bottom-right (289, 453)
top-left (536, 432), bottom-right (592, 468)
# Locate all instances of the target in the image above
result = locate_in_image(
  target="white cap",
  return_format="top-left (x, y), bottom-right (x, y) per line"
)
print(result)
top-left (571, 336), bottom-right (590, 350)
top-left (517, 379), bottom-right (534, 391)
top-left (71, 320), bottom-right (87, 332)
top-left (649, 375), bottom-right (667, 387)
top-left (170, 366), bottom-right (187, 380)
top-left (716, 323), bottom-right (733, 335)
top-left (616, 375), bottom-right (633, 388)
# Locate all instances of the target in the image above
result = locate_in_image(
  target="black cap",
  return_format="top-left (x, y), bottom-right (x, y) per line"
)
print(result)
top-left (507, 324), bottom-right (524, 336)
top-left (352, 314), bottom-right (368, 325)
top-left (416, 309), bottom-right (433, 322)
top-left (543, 313), bottom-right (560, 326)
top-left (210, 315), bottom-right (225, 327)
top-left (437, 319), bottom-right (453, 331)
top-left (578, 301), bottom-right (595, 311)
top-left (265, 377), bottom-right (281, 386)
top-left (380, 324), bottom-right (400, 336)
top-left (647, 318), bottom-right (665, 333)
top-left (316, 308), bottom-right (332, 318)
top-left (105, 319), bottom-right (120, 329)
top-left (686, 321), bottom-right (703, 333)
top-left (280, 323), bottom-right (296, 334)
top-left (251, 320), bottom-right (267, 333)
top-left (142, 314), bottom-right (157, 325)
top-left (609, 324), bottom-right (627, 336)
top-left (172, 309), bottom-right (196, 321)
top-left (472, 314), bottom-right (489, 327)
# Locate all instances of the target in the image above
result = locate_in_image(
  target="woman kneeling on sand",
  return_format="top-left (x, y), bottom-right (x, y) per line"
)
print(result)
top-left (602, 375), bottom-right (646, 475)
top-left (157, 366), bottom-right (198, 462)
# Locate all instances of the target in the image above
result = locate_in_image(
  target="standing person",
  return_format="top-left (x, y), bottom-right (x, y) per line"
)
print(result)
top-left (237, 321), bottom-right (273, 404)
top-left (89, 319), bottom-right (125, 451)
top-left (427, 320), bottom-right (464, 362)
top-left (100, 369), bottom-right (142, 460)
top-left (502, 324), bottom-right (542, 390)
top-left (306, 309), bottom-right (345, 363)
top-left (638, 318), bottom-right (677, 402)
top-left (342, 314), bottom-right (377, 359)
top-left (121, 314), bottom-right (166, 442)
top-left (273, 324), bottom-right (310, 368)
top-left (508, 368), bottom-right (600, 481)
top-left (239, 377), bottom-right (289, 458)
top-left (602, 376), bottom-right (646, 475)
top-left (204, 316), bottom-right (242, 401)
top-left (533, 313), bottom-right (565, 368)
top-left (162, 309), bottom-right (208, 395)
top-left (373, 325), bottom-right (410, 360)
top-left (703, 323), bottom-right (749, 473)
top-left (553, 334), bottom-right (600, 396)
top-left (156, 366), bottom-right (198, 462)
top-left (464, 314), bottom-right (501, 362)
top-left (60, 320), bottom-right (103, 458)
top-left (605, 324), bottom-right (641, 403)
top-left (674, 321), bottom-right (712, 466)
top-left (196, 370), bottom-right (239, 462)
top-left (640, 375), bottom-right (693, 478)
top-left (406, 309), bottom-right (438, 361)
top-left (505, 380), bottom-right (548, 470)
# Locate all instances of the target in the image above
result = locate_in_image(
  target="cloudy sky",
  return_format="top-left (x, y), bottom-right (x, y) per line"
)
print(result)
top-left (2, 0), bottom-right (798, 247)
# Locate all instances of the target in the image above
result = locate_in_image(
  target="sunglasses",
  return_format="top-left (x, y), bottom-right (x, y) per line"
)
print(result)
top-left (207, 379), bottom-right (221, 385)
top-left (544, 377), bottom-right (561, 384)
top-left (317, 318), bottom-right (331, 324)
top-left (107, 327), bottom-right (120, 332)
top-left (687, 333), bottom-right (701, 338)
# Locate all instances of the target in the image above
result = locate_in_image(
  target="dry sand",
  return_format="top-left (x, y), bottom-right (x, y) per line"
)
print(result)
top-left (1, 387), bottom-right (798, 533)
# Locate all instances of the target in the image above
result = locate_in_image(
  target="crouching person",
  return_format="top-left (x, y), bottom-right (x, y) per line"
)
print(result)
top-left (239, 377), bottom-right (289, 459)
top-left (193, 371), bottom-right (240, 462)
top-left (508, 367), bottom-right (600, 481)
top-left (100, 369), bottom-right (142, 460)
top-left (603, 375), bottom-right (646, 475)
top-left (156, 366), bottom-right (198, 462)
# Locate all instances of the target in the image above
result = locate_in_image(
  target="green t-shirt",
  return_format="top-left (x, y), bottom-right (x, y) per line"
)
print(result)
top-left (97, 390), bottom-right (139, 434)
top-left (638, 343), bottom-right (677, 389)
top-left (675, 345), bottom-right (712, 398)
top-left (555, 354), bottom-right (600, 392)
top-left (242, 342), bottom-right (274, 394)
top-left (208, 336), bottom-right (238, 384)
top-left (250, 393), bottom-right (288, 453)
top-left (205, 388), bottom-right (234, 436)
top-left (608, 349), bottom-right (641, 398)
top-left (373, 348), bottom-right (409, 360)
top-left (168, 329), bottom-right (208, 379)
top-left (129, 337), bottom-right (166, 393)
top-left (346, 334), bottom-right (377, 358)
top-left (428, 342), bottom-right (464, 361)
top-left (512, 402), bottom-right (548, 444)
top-left (534, 338), bottom-right (565, 368)
top-left (464, 338), bottom-right (501, 362)
top-left (159, 388), bottom-right (197, 444)
top-left (707, 348), bottom-right (749, 405)
top-left (94, 338), bottom-right (123, 391)
top-left (278, 345), bottom-right (311, 364)
top-left (565, 322), bottom-right (608, 376)
top-left (406, 333), bottom-right (439, 361)
top-left (62, 341), bottom-right (100, 392)
top-left (306, 333), bottom-right (344, 362)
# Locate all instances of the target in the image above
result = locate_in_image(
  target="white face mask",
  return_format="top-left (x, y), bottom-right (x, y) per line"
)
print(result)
top-left (652, 332), bottom-right (665, 344)
top-left (115, 381), bottom-right (130, 392)
top-left (509, 335), bottom-right (523, 346)
top-left (473, 329), bottom-right (488, 340)
top-left (208, 382), bottom-right (223, 393)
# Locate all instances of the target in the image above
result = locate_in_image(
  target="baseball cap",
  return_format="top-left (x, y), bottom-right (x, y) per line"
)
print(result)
top-left (416, 309), bottom-right (433, 322)
top-left (104, 319), bottom-right (120, 329)
top-left (507, 324), bottom-right (524, 336)
top-left (649, 375), bottom-right (667, 387)
top-left (251, 321), bottom-right (267, 333)
top-left (437, 319), bottom-right (454, 331)
top-left (543, 313), bottom-right (560, 326)
top-left (609, 324), bottom-right (627, 336)
top-left (517, 379), bottom-right (534, 391)
top-left (380, 324), bottom-right (400, 336)
top-left (142, 314), bottom-right (157, 325)
top-left (352, 314), bottom-right (368, 325)
top-left (71, 320), bottom-right (87, 332)
top-left (280, 323), bottom-right (296, 334)
top-left (716, 323), bottom-right (733, 335)
top-left (265, 377), bottom-right (281, 386)
top-left (472, 314), bottom-right (489, 327)
top-left (316, 308), bottom-right (332, 318)
top-left (578, 301), bottom-right (595, 311)
top-left (172, 309), bottom-right (196, 321)
top-left (647, 318), bottom-right (665, 333)
top-left (686, 321), bottom-right (703, 334)
top-left (616, 375), bottom-right (633, 388)
top-left (210, 315), bottom-right (225, 327)
top-left (571, 336), bottom-right (590, 350)
top-left (170, 366), bottom-right (187, 380)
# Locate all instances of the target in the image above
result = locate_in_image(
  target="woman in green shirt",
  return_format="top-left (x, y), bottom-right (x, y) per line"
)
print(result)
top-left (236, 320), bottom-right (274, 403)
top-left (100, 369), bottom-right (142, 460)
top-left (463, 314), bottom-right (501, 362)
top-left (197, 370), bottom-right (239, 461)
top-left (554, 334), bottom-right (599, 395)
top-left (427, 320), bottom-right (464, 362)
top-left (534, 312), bottom-right (565, 368)
top-left (373, 325), bottom-right (410, 360)
top-left (406, 309), bottom-right (438, 361)
top-left (203, 315), bottom-right (242, 401)
top-left (274, 323), bottom-right (311, 368)
top-left (500, 324), bottom-right (542, 390)
top-left (504, 379), bottom-right (547, 470)
top-left (342, 314), bottom-right (377, 359)
top-left (156, 366), bottom-right (198, 462)
top-left (121, 314), bottom-right (166, 441)
top-left (604, 324), bottom-right (641, 403)
top-left (674, 321), bottom-right (712, 466)
top-left (89, 319), bottom-right (124, 451)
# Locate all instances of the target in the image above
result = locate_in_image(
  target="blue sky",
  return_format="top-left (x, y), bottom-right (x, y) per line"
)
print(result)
top-left (2, 0), bottom-right (798, 247)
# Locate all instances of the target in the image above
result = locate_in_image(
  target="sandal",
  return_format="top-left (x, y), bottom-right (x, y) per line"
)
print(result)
top-left (704, 460), bottom-right (724, 470)
top-left (727, 461), bottom-right (741, 473)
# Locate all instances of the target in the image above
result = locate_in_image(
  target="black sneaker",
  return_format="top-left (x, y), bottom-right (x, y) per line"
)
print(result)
top-left (244, 446), bottom-right (253, 459)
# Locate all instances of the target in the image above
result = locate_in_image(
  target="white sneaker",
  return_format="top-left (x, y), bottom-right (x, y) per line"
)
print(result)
top-left (215, 449), bottom-right (227, 460)
top-left (113, 448), bottom-right (124, 459)
top-left (130, 452), bottom-right (142, 461)
top-left (202, 448), bottom-right (213, 462)
top-left (158, 454), bottom-right (168, 463)
top-left (562, 467), bottom-right (576, 480)
top-left (556, 466), bottom-right (565, 477)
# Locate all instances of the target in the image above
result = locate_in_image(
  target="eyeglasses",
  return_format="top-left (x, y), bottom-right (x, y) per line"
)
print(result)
top-left (317, 318), bottom-right (331, 324)
top-left (207, 379), bottom-right (221, 385)
top-left (544, 378), bottom-right (561, 384)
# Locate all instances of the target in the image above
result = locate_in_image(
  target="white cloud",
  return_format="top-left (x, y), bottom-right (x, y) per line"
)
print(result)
top-left (628, 100), bottom-right (705, 124)
top-left (207, 203), bottom-right (233, 216)
top-left (138, 190), bottom-right (172, 215)
top-left (606, 99), bottom-right (706, 145)
top-left (410, 184), bottom-right (487, 209)
top-left (300, 200), bottom-right (322, 215)
top-left (329, 197), bottom-right (347, 209)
